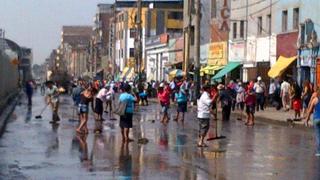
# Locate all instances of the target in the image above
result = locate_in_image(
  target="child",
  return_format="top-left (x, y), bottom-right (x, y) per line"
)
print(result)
top-left (245, 89), bottom-right (256, 126)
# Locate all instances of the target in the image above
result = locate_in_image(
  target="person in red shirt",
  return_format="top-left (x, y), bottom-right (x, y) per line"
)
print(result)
top-left (245, 89), bottom-right (256, 126)
top-left (210, 85), bottom-right (219, 120)
top-left (158, 82), bottom-right (171, 123)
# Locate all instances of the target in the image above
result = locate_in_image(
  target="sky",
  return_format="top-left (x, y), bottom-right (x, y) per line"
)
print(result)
top-left (0, 0), bottom-right (114, 64)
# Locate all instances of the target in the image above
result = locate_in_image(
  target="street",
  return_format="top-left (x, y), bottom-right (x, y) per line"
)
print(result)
top-left (0, 91), bottom-right (319, 180)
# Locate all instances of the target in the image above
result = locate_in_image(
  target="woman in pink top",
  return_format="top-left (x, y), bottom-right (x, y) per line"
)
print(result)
top-left (158, 83), bottom-right (171, 123)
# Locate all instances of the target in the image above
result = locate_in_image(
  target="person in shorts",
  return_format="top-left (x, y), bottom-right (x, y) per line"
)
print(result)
top-left (197, 85), bottom-right (212, 147)
top-left (158, 82), bottom-right (171, 123)
top-left (174, 86), bottom-right (188, 122)
top-left (119, 84), bottom-right (137, 143)
top-left (76, 86), bottom-right (95, 134)
top-left (245, 89), bottom-right (256, 126)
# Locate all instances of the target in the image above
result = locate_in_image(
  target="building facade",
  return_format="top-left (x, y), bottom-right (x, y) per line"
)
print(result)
top-left (113, 1), bottom-right (183, 81)
top-left (60, 26), bottom-right (92, 79)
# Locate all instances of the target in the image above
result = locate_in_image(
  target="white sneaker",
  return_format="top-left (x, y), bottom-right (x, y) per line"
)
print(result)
top-left (315, 153), bottom-right (320, 157)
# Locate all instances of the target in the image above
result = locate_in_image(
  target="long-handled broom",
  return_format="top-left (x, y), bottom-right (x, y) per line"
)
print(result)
top-left (35, 104), bottom-right (49, 119)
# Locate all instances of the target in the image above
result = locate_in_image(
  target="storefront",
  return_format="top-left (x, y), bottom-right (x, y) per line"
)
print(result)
top-left (145, 33), bottom-right (169, 81)
top-left (229, 41), bottom-right (245, 80)
top-left (276, 31), bottom-right (299, 80)
top-left (297, 48), bottom-right (319, 85)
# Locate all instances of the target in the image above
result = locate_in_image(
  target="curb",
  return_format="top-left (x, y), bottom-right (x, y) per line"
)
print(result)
top-left (227, 111), bottom-right (312, 130)
top-left (148, 98), bottom-right (311, 130)
top-left (0, 92), bottom-right (20, 137)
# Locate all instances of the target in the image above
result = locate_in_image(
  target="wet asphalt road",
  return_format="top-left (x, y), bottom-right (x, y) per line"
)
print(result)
top-left (0, 91), bottom-right (320, 180)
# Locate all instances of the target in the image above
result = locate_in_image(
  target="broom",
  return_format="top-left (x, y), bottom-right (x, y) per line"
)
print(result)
top-left (35, 104), bottom-right (49, 119)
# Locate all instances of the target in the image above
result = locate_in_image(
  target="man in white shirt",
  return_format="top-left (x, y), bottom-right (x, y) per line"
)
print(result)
top-left (197, 85), bottom-right (213, 147)
top-left (253, 76), bottom-right (266, 111)
top-left (269, 79), bottom-right (276, 106)
top-left (281, 79), bottom-right (291, 111)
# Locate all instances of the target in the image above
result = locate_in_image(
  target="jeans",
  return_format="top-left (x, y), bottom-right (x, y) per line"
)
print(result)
top-left (256, 93), bottom-right (265, 111)
top-left (314, 119), bottom-right (320, 154)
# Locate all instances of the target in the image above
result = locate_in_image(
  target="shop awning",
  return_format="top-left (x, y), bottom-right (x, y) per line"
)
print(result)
top-left (268, 56), bottom-right (297, 78)
top-left (169, 69), bottom-right (185, 77)
top-left (200, 65), bottom-right (224, 75)
top-left (126, 68), bottom-right (135, 80)
top-left (212, 62), bottom-right (241, 80)
top-left (120, 67), bottom-right (133, 80)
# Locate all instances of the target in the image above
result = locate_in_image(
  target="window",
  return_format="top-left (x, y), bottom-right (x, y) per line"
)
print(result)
top-left (233, 22), bottom-right (237, 39)
top-left (119, 30), bottom-right (123, 39)
top-left (267, 14), bottom-right (271, 34)
top-left (293, 8), bottom-right (299, 30)
top-left (211, 0), bottom-right (217, 18)
top-left (130, 28), bottom-right (136, 38)
top-left (121, 49), bottom-right (123, 58)
top-left (240, 20), bottom-right (244, 38)
top-left (167, 11), bottom-right (183, 20)
top-left (129, 48), bottom-right (135, 58)
top-left (257, 16), bottom-right (263, 35)
top-left (282, 10), bottom-right (288, 32)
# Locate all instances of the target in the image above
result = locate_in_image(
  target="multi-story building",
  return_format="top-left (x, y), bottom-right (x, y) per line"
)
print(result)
top-left (60, 26), bottom-right (92, 79)
top-left (92, 4), bottom-right (113, 79)
top-left (113, 0), bottom-right (183, 81)
top-left (227, 0), bottom-right (276, 82)
top-left (272, 0), bottom-right (320, 86)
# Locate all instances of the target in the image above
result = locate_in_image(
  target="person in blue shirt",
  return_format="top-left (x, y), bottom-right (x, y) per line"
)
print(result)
top-left (119, 84), bottom-right (137, 143)
top-left (174, 86), bottom-right (188, 122)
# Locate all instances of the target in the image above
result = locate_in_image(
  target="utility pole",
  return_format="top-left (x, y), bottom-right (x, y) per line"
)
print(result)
top-left (135, 0), bottom-right (143, 80)
top-left (194, 0), bottom-right (201, 99)
top-left (183, 0), bottom-right (192, 76)
top-left (244, 0), bottom-right (248, 82)
top-left (112, 4), bottom-right (117, 78)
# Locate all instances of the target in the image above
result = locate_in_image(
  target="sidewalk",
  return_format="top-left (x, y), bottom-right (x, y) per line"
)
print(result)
top-left (149, 98), bottom-right (310, 128)
top-left (231, 107), bottom-right (309, 128)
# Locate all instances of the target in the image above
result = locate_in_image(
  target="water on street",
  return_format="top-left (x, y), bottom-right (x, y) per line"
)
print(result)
top-left (0, 91), bottom-right (319, 180)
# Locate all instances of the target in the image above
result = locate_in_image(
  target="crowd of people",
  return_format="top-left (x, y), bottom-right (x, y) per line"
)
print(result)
top-left (27, 74), bottom-right (320, 156)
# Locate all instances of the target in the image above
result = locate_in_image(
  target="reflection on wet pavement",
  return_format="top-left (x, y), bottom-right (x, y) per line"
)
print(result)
top-left (0, 91), bottom-right (319, 179)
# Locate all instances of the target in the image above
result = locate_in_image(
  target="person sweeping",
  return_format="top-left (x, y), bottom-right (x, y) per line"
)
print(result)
top-left (45, 81), bottom-right (61, 124)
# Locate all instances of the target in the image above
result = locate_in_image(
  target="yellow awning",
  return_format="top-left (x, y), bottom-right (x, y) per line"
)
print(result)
top-left (268, 56), bottom-right (297, 78)
top-left (200, 65), bottom-right (224, 76)
top-left (126, 69), bottom-right (135, 80)
top-left (120, 67), bottom-right (130, 79)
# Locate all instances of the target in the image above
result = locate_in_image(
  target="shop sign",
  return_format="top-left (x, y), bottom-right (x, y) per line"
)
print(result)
top-left (145, 33), bottom-right (168, 47)
top-left (208, 42), bottom-right (227, 65)
top-left (229, 42), bottom-right (244, 61)
top-left (220, 0), bottom-right (230, 31)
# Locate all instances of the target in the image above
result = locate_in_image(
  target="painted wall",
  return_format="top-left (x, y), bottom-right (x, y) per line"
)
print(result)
top-left (274, 0), bottom-right (320, 35)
